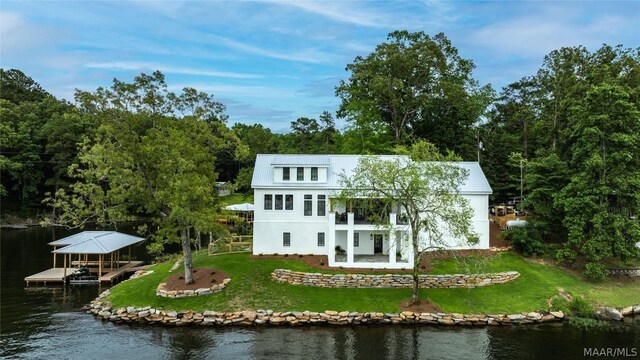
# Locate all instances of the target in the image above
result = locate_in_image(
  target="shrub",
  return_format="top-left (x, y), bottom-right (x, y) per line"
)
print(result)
top-left (583, 262), bottom-right (607, 281)
top-left (571, 296), bottom-right (596, 318)
top-left (551, 295), bottom-right (595, 318)
top-left (501, 221), bottom-right (546, 257)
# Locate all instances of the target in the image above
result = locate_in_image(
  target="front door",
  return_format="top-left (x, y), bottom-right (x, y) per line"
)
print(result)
top-left (373, 234), bottom-right (383, 254)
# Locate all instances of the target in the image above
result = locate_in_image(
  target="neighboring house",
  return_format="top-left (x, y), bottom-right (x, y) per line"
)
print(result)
top-left (251, 154), bottom-right (493, 269)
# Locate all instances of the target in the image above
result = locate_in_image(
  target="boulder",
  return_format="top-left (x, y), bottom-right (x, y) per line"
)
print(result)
top-left (595, 307), bottom-right (623, 321)
top-left (550, 311), bottom-right (564, 319)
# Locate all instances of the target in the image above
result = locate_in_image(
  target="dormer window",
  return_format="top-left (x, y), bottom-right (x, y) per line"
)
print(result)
top-left (311, 167), bottom-right (318, 181)
top-left (283, 167), bottom-right (290, 181)
top-left (297, 167), bottom-right (304, 181)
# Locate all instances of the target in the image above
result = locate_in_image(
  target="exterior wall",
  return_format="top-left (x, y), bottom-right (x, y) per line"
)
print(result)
top-left (272, 166), bottom-right (328, 184)
top-left (352, 230), bottom-right (389, 255)
top-left (416, 194), bottom-right (490, 251)
top-left (253, 188), bottom-right (330, 255)
top-left (253, 182), bottom-right (491, 262)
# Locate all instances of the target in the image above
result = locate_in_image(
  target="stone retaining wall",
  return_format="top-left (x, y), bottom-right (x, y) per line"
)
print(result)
top-left (272, 269), bottom-right (520, 288)
top-left (607, 268), bottom-right (640, 277)
top-left (87, 291), bottom-right (640, 328)
top-left (156, 278), bottom-right (230, 298)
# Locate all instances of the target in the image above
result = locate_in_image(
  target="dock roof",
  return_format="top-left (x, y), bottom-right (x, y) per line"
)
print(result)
top-left (51, 231), bottom-right (144, 254)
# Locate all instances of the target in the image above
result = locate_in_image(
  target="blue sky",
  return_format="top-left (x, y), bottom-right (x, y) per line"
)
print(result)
top-left (1, 1), bottom-right (638, 132)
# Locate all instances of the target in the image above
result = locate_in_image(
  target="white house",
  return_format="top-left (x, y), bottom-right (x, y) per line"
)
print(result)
top-left (251, 154), bottom-right (492, 269)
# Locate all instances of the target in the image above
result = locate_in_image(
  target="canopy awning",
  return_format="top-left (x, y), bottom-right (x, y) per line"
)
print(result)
top-left (52, 231), bottom-right (144, 254)
top-left (224, 203), bottom-right (255, 212)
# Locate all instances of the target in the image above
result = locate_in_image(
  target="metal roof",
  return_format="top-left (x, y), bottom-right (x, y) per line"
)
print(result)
top-left (48, 231), bottom-right (108, 246)
top-left (271, 154), bottom-right (331, 166)
top-left (252, 154), bottom-right (492, 194)
top-left (52, 231), bottom-right (144, 254)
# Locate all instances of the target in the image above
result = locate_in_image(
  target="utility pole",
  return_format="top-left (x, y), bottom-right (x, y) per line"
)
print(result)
top-left (476, 132), bottom-right (483, 163)
top-left (520, 158), bottom-right (524, 200)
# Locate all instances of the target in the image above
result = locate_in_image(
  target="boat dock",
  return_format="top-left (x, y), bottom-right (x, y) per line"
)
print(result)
top-left (99, 261), bottom-right (144, 283)
top-left (25, 268), bottom-right (76, 284)
top-left (25, 261), bottom-right (144, 284)
top-left (24, 231), bottom-right (147, 285)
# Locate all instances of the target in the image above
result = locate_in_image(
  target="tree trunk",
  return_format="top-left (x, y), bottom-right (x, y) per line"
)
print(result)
top-left (412, 232), bottom-right (420, 305)
top-left (181, 229), bottom-right (194, 285)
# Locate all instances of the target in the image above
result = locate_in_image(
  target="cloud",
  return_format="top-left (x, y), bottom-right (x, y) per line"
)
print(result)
top-left (298, 76), bottom-right (341, 97)
top-left (272, 0), bottom-right (389, 28)
top-left (84, 61), bottom-right (263, 79)
top-left (0, 11), bottom-right (61, 55)
top-left (167, 83), bottom-right (295, 99)
top-left (209, 35), bottom-right (337, 64)
top-left (468, 11), bottom-right (636, 57)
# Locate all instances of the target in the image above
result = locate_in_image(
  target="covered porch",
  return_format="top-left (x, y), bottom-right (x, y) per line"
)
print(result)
top-left (328, 210), bottom-right (412, 269)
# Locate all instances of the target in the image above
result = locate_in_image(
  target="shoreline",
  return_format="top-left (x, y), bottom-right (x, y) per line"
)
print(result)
top-left (86, 289), bottom-right (640, 327)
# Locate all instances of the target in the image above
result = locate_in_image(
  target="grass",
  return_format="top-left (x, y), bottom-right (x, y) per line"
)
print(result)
top-left (106, 251), bottom-right (639, 314)
top-left (218, 193), bottom-right (254, 207)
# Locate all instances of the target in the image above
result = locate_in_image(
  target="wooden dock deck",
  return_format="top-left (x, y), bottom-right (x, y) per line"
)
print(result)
top-left (25, 268), bottom-right (75, 284)
top-left (26, 261), bottom-right (144, 284)
top-left (99, 261), bottom-right (144, 283)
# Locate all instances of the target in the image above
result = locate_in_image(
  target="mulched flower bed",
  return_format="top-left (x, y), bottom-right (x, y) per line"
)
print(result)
top-left (163, 268), bottom-right (229, 291)
top-left (252, 250), bottom-right (499, 274)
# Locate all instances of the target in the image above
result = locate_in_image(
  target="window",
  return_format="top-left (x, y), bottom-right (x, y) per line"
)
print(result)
top-left (283, 167), bottom-right (290, 181)
top-left (297, 167), bottom-right (304, 181)
top-left (285, 194), bottom-right (293, 210)
top-left (275, 195), bottom-right (283, 210)
top-left (304, 194), bottom-right (312, 216)
top-left (317, 232), bottom-right (325, 247)
top-left (311, 167), bottom-right (318, 181)
top-left (317, 195), bottom-right (326, 216)
top-left (264, 194), bottom-right (273, 210)
top-left (283, 232), bottom-right (291, 246)
top-left (354, 233), bottom-right (359, 247)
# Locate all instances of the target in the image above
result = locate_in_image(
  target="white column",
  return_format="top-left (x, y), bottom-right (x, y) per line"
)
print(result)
top-left (347, 212), bottom-right (354, 264)
top-left (328, 212), bottom-right (336, 266)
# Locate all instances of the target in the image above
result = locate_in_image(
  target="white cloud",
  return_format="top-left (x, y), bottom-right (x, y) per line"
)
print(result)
top-left (272, 0), bottom-right (389, 28)
top-left (0, 11), bottom-right (61, 55)
top-left (84, 61), bottom-right (263, 79)
top-left (209, 35), bottom-right (338, 64)
top-left (468, 13), bottom-right (635, 57)
top-left (167, 83), bottom-right (295, 99)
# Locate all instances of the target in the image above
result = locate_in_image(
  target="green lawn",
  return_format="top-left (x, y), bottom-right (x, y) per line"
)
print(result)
top-left (218, 193), bottom-right (254, 207)
top-left (106, 252), bottom-right (639, 314)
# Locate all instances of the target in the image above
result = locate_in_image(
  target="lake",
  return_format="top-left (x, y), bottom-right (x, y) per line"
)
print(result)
top-left (1, 227), bottom-right (638, 359)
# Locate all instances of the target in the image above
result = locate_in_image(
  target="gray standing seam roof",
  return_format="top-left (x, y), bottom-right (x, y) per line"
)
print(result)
top-left (51, 231), bottom-right (144, 254)
top-left (251, 154), bottom-right (492, 194)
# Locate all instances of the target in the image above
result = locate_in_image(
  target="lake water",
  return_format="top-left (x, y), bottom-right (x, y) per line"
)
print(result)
top-left (1, 227), bottom-right (639, 359)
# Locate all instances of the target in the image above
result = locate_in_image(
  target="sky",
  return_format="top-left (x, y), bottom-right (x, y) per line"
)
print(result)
top-left (1, 1), bottom-right (638, 132)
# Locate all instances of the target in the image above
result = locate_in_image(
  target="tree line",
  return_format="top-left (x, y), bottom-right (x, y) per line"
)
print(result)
top-left (1, 30), bottom-right (638, 279)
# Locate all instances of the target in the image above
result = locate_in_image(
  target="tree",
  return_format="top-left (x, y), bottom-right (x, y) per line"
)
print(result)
top-left (0, 68), bottom-right (49, 104)
top-left (45, 71), bottom-right (234, 284)
top-left (556, 84), bottom-right (640, 279)
top-left (339, 141), bottom-right (478, 304)
top-left (336, 31), bottom-right (492, 156)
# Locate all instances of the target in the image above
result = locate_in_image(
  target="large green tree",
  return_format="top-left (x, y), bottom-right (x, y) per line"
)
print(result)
top-left (339, 141), bottom-right (477, 304)
top-left (336, 31), bottom-right (493, 158)
top-left (557, 84), bottom-right (640, 279)
top-left (46, 71), bottom-right (238, 284)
